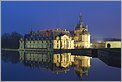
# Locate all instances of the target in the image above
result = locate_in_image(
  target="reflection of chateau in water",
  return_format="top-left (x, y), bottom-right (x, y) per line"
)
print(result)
top-left (73, 56), bottom-right (91, 79)
top-left (19, 51), bottom-right (92, 79)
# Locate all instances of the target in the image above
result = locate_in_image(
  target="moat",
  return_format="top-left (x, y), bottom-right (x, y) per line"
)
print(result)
top-left (1, 49), bottom-right (121, 81)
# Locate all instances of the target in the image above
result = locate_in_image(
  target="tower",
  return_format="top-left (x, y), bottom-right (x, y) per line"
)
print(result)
top-left (74, 12), bottom-right (91, 48)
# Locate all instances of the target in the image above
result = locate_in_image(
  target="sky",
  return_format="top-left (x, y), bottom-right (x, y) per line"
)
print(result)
top-left (1, 1), bottom-right (121, 39)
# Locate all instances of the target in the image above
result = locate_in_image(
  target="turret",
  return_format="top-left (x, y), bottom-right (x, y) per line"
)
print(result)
top-left (85, 25), bottom-right (88, 31)
top-left (19, 38), bottom-right (24, 49)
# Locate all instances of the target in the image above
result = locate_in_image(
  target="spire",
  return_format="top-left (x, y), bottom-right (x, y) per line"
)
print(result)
top-left (79, 12), bottom-right (82, 24)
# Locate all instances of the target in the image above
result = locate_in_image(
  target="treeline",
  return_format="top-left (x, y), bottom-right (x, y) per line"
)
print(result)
top-left (1, 32), bottom-right (23, 49)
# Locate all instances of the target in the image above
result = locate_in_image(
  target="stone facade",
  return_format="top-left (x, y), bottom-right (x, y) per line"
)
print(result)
top-left (53, 34), bottom-right (74, 49)
top-left (105, 41), bottom-right (121, 48)
top-left (19, 13), bottom-right (91, 49)
top-left (19, 29), bottom-right (74, 50)
top-left (19, 30), bottom-right (53, 50)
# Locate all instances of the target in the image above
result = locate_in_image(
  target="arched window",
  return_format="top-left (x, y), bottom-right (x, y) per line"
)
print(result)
top-left (107, 43), bottom-right (111, 48)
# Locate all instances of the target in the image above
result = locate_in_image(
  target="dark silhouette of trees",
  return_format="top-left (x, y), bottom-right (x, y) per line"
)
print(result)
top-left (1, 32), bottom-right (23, 49)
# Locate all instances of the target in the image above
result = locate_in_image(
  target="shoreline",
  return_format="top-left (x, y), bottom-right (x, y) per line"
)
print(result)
top-left (2, 48), bottom-right (19, 51)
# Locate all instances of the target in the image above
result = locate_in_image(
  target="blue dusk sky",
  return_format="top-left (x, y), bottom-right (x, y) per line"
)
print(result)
top-left (1, 1), bottom-right (121, 39)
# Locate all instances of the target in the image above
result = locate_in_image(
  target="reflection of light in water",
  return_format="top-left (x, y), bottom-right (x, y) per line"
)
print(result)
top-left (73, 56), bottom-right (92, 79)
top-left (53, 53), bottom-right (72, 68)
top-left (19, 51), bottom-right (92, 78)
top-left (53, 53), bottom-right (92, 68)
top-left (74, 56), bottom-right (92, 67)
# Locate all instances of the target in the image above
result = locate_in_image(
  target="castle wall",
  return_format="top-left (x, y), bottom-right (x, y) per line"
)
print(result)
top-left (105, 41), bottom-right (121, 48)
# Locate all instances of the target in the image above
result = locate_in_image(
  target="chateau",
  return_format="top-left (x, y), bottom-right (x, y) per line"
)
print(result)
top-left (19, 13), bottom-right (91, 50)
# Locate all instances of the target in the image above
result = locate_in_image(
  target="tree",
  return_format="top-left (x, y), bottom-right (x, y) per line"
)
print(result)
top-left (1, 32), bottom-right (23, 49)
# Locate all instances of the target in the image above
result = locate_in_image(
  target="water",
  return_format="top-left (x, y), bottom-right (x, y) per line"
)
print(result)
top-left (1, 50), bottom-right (121, 81)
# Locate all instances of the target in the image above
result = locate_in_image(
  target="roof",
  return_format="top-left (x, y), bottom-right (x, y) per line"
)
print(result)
top-left (57, 33), bottom-right (66, 37)
top-left (24, 29), bottom-right (72, 40)
top-left (24, 34), bottom-right (53, 40)
top-left (81, 30), bottom-right (90, 35)
top-left (105, 39), bottom-right (121, 41)
top-left (75, 23), bottom-right (85, 30)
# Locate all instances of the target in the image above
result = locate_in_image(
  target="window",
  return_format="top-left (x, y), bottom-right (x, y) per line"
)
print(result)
top-left (107, 43), bottom-right (111, 48)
